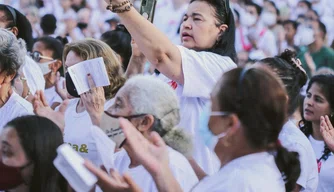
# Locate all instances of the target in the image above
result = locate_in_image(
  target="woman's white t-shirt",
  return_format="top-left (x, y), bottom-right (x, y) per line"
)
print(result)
top-left (279, 120), bottom-right (318, 191)
top-left (113, 146), bottom-right (198, 192)
top-left (0, 92), bottom-right (33, 130)
top-left (62, 98), bottom-right (114, 166)
top-left (156, 46), bottom-right (237, 174)
top-left (309, 135), bottom-right (334, 192)
top-left (44, 77), bottom-right (65, 106)
top-left (192, 152), bottom-right (285, 192)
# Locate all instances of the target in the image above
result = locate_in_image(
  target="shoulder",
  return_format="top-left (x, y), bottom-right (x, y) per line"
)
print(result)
top-left (9, 93), bottom-right (33, 114)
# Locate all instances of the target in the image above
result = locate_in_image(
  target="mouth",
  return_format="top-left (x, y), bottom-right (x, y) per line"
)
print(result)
top-left (304, 108), bottom-right (314, 115)
top-left (181, 32), bottom-right (193, 40)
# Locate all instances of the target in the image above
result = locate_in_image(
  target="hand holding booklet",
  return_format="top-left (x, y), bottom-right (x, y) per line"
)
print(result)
top-left (67, 57), bottom-right (110, 95)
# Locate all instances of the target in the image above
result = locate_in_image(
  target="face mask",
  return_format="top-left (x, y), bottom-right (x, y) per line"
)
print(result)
top-left (199, 103), bottom-right (230, 151)
top-left (65, 72), bottom-right (80, 98)
top-left (261, 12), bottom-right (277, 27)
top-left (99, 112), bottom-right (126, 149)
top-left (240, 12), bottom-right (257, 27)
top-left (0, 161), bottom-right (24, 190)
top-left (296, 7), bottom-right (307, 16)
top-left (77, 22), bottom-right (88, 30)
top-left (37, 60), bottom-right (56, 75)
top-left (298, 27), bottom-right (315, 46)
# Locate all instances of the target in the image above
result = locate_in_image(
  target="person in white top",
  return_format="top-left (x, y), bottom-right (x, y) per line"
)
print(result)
top-left (32, 37), bottom-right (64, 109)
top-left (0, 29), bottom-right (33, 130)
top-left (256, 50), bottom-right (319, 191)
top-left (106, 0), bottom-right (237, 175)
top-left (86, 67), bottom-right (301, 192)
top-left (95, 75), bottom-right (197, 192)
top-left (61, 39), bottom-right (125, 166)
top-left (300, 74), bottom-right (334, 192)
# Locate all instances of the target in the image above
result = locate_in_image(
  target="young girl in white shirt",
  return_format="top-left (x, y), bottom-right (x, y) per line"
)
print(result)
top-left (300, 75), bottom-right (334, 192)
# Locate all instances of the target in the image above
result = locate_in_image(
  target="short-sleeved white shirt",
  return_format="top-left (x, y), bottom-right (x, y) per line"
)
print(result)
top-left (0, 92), bottom-right (33, 130)
top-left (157, 46), bottom-right (237, 174)
top-left (192, 152), bottom-right (285, 192)
top-left (279, 120), bottom-right (318, 191)
top-left (113, 147), bottom-right (198, 192)
top-left (308, 135), bottom-right (334, 192)
top-left (44, 77), bottom-right (64, 106)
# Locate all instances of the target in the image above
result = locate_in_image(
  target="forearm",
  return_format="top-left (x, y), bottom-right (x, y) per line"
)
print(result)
top-left (188, 158), bottom-right (207, 180)
top-left (152, 168), bottom-right (183, 192)
top-left (125, 55), bottom-right (146, 78)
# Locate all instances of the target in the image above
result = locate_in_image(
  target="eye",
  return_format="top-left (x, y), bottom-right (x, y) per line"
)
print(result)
top-left (194, 17), bottom-right (201, 21)
top-left (306, 93), bottom-right (312, 98)
top-left (315, 96), bottom-right (324, 103)
top-left (183, 16), bottom-right (188, 22)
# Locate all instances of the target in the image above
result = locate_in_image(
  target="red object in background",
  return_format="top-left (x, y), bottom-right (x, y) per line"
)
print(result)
top-left (168, 80), bottom-right (178, 90)
top-left (0, 161), bottom-right (23, 190)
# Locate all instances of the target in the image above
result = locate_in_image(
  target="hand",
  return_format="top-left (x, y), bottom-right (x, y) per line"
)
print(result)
top-left (33, 90), bottom-right (69, 132)
top-left (80, 74), bottom-right (105, 126)
top-left (119, 118), bottom-right (169, 175)
top-left (131, 39), bottom-right (145, 58)
top-left (320, 115), bottom-right (334, 152)
top-left (84, 160), bottom-right (141, 192)
top-left (55, 72), bottom-right (68, 100)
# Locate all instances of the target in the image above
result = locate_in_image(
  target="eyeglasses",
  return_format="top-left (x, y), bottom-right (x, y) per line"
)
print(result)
top-left (104, 111), bottom-right (147, 121)
top-left (28, 51), bottom-right (54, 62)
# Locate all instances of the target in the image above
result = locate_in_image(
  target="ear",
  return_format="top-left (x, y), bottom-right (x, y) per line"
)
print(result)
top-left (50, 60), bottom-right (62, 72)
top-left (11, 27), bottom-right (19, 37)
top-left (217, 24), bottom-right (228, 40)
top-left (137, 115), bottom-right (155, 132)
top-left (225, 114), bottom-right (240, 137)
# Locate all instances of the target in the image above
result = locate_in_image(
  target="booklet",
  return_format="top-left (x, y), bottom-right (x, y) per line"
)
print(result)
top-left (68, 57), bottom-right (110, 95)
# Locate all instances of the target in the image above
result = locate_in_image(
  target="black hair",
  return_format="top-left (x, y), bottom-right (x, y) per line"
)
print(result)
top-left (190, 0), bottom-right (237, 62)
top-left (260, 50), bottom-right (308, 115)
top-left (5, 115), bottom-right (67, 192)
top-left (233, 9), bottom-right (240, 21)
top-left (40, 14), bottom-right (57, 35)
top-left (300, 75), bottom-right (334, 162)
top-left (299, 0), bottom-right (312, 10)
top-left (101, 24), bottom-right (132, 71)
top-left (283, 20), bottom-right (298, 30)
top-left (246, 2), bottom-right (263, 15)
top-left (317, 20), bottom-right (327, 37)
top-left (0, 5), bottom-right (34, 52)
top-left (265, 0), bottom-right (280, 16)
top-left (218, 68), bottom-right (301, 191)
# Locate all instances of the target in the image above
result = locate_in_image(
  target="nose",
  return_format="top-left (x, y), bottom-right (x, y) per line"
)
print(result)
top-left (182, 19), bottom-right (192, 30)
top-left (304, 97), bottom-right (314, 107)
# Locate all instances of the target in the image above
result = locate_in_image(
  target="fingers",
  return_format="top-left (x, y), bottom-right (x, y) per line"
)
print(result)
top-left (325, 115), bottom-right (333, 130)
top-left (84, 160), bottom-right (112, 186)
top-left (149, 132), bottom-right (166, 148)
top-left (123, 173), bottom-right (142, 192)
top-left (87, 74), bottom-right (96, 89)
top-left (40, 90), bottom-right (49, 107)
top-left (119, 118), bottom-right (146, 147)
top-left (59, 100), bottom-right (69, 114)
top-left (320, 116), bottom-right (327, 133)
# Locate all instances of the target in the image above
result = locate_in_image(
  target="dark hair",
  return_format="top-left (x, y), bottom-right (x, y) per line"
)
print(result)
top-left (299, 0), bottom-right (312, 10)
top-left (190, 0), bottom-right (237, 62)
top-left (246, 2), bottom-right (263, 15)
top-left (5, 115), bottom-right (67, 192)
top-left (260, 50), bottom-right (308, 115)
top-left (265, 0), bottom-right (280, 16)
top-left (233, 9), bottom-right (240, 21)
top-left (0, 5), bottom-right (33, 52)
top-left (40, 14), bottom-right (57, 35)
top-left (35, 36), bottom-right (64, 60)
top-left (300, 75), bottom-right (334, 162)
top-left (218, 67), bottom-right (300, 191)
top-left (101, 24), bottom-right (132, 71)
top-left (283, 20), bottom-right (298, 30)
top-left (317, 20), bottom-right (327, 38)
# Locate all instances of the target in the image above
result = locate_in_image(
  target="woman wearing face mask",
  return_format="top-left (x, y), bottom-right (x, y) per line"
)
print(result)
top-left (106, 0), bottom-right (237, 175)
top-left (86, 67), bottom-right (301, 192)
top-left (0, 29), bottom-right (33, 130)
top-left (32, 37), bottom-right (64, 109)
top-left (62, 39), bottom-right (125, 166)
top-left (300, 74), bottom-right (334, 192)
top-left (0, 115), bottom-right (69, 192)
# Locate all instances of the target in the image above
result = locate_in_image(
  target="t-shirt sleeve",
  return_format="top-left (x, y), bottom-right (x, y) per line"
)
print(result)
top-left (178, 46), bottom-right (237, 99)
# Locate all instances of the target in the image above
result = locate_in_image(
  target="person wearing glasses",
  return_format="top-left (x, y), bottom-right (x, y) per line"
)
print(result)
top-left (31, 37), bottom-right (65, 109)
top-left (104, 0), bottom-right (237, 174)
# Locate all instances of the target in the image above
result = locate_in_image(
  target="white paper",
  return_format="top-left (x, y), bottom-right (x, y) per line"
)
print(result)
top-left (68, 57), bottom-right (110, 95)
top-left (53, 144), bottom-right (98, 192)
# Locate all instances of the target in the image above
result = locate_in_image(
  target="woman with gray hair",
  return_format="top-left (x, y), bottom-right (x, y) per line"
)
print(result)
top-left (90, 75), bottom-right (198, 192)
top-left (0, 29), bottom-right (33, 130)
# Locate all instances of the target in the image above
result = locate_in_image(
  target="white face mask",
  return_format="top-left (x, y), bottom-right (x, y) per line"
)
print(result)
top-left (37, 60), bottom-right (56, 75)
top-left (298, 27), bottom-right (315, 46)
top-left (261, 12), bottom-right (277, 27)
top-left (240, 12), bottom-right (257, 27)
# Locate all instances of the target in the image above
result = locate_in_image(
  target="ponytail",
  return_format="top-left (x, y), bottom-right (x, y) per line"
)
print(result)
top-left (162, 127), bottom-right (193, 158)
top-left (274, 143), bottom-right (301, 191)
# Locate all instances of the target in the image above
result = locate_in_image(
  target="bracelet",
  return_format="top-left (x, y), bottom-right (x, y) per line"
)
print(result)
top-left (106, 0), bottom-right (133, 13)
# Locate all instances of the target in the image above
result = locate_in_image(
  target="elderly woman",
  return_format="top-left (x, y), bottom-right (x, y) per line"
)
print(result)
top-left (106, 0), bottom-right (237, 174)
top-left (61, 39), bottom-right (125, 166)
top-left (89, 75), bottom-right (198, 192)
top-left (0, 29), bottom-right (33, 130)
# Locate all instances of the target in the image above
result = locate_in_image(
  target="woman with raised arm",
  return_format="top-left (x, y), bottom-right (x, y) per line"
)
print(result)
top-left (105, 0), bottom-right (237, 174)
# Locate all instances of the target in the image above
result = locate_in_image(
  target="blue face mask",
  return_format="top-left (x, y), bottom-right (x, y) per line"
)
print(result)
top-left (199, 103), bottom-right (231, 151)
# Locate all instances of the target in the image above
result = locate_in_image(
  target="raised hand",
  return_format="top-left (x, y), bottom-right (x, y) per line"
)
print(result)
top-left (320, 115), bottom-right (334, 152)
top-left (55, 72), bottom-right (68, 100)
top-left (84, 160), bottom-right (141, 192)
top-left (33, 90), bottom-right (69, 132)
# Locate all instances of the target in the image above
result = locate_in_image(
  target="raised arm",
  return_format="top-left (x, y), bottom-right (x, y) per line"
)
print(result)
top-left (106, 0), bottom-right (184, 84)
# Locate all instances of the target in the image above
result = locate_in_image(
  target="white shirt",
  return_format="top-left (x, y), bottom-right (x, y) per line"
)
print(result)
top-left (113, 147), bottom-right (198, 192)
top-left (44, 77), bottom-right (64, 106)
top-left (279, 120), bottom-right (318, 191)
top-left (157, 46), bottom-right (237, 174)
top-left (192, 152), bottom-right (285, 192)
top-left (249, 25), bottom-right (278, 59)
top-left (63, 98), bottom-right (114, 166)
top-left (0, 92), bottom-right (33, 130)
top-left (309, 135), bottom-right (334, 192)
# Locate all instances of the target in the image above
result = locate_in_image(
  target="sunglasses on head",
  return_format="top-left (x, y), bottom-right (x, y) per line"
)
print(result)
top-left (29, 51), bottom-right (54, 62)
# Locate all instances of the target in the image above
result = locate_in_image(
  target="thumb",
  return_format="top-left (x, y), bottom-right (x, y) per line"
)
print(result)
top-left (59, 99), bottom-right (69, 114)
top-left (123, 173), bottom-right (142, 192)
top-left (149, 132), bottom-right (166, 148)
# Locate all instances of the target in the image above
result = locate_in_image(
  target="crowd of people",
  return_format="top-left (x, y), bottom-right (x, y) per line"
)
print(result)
top-left (0, 0), bottom-right (333, 191)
